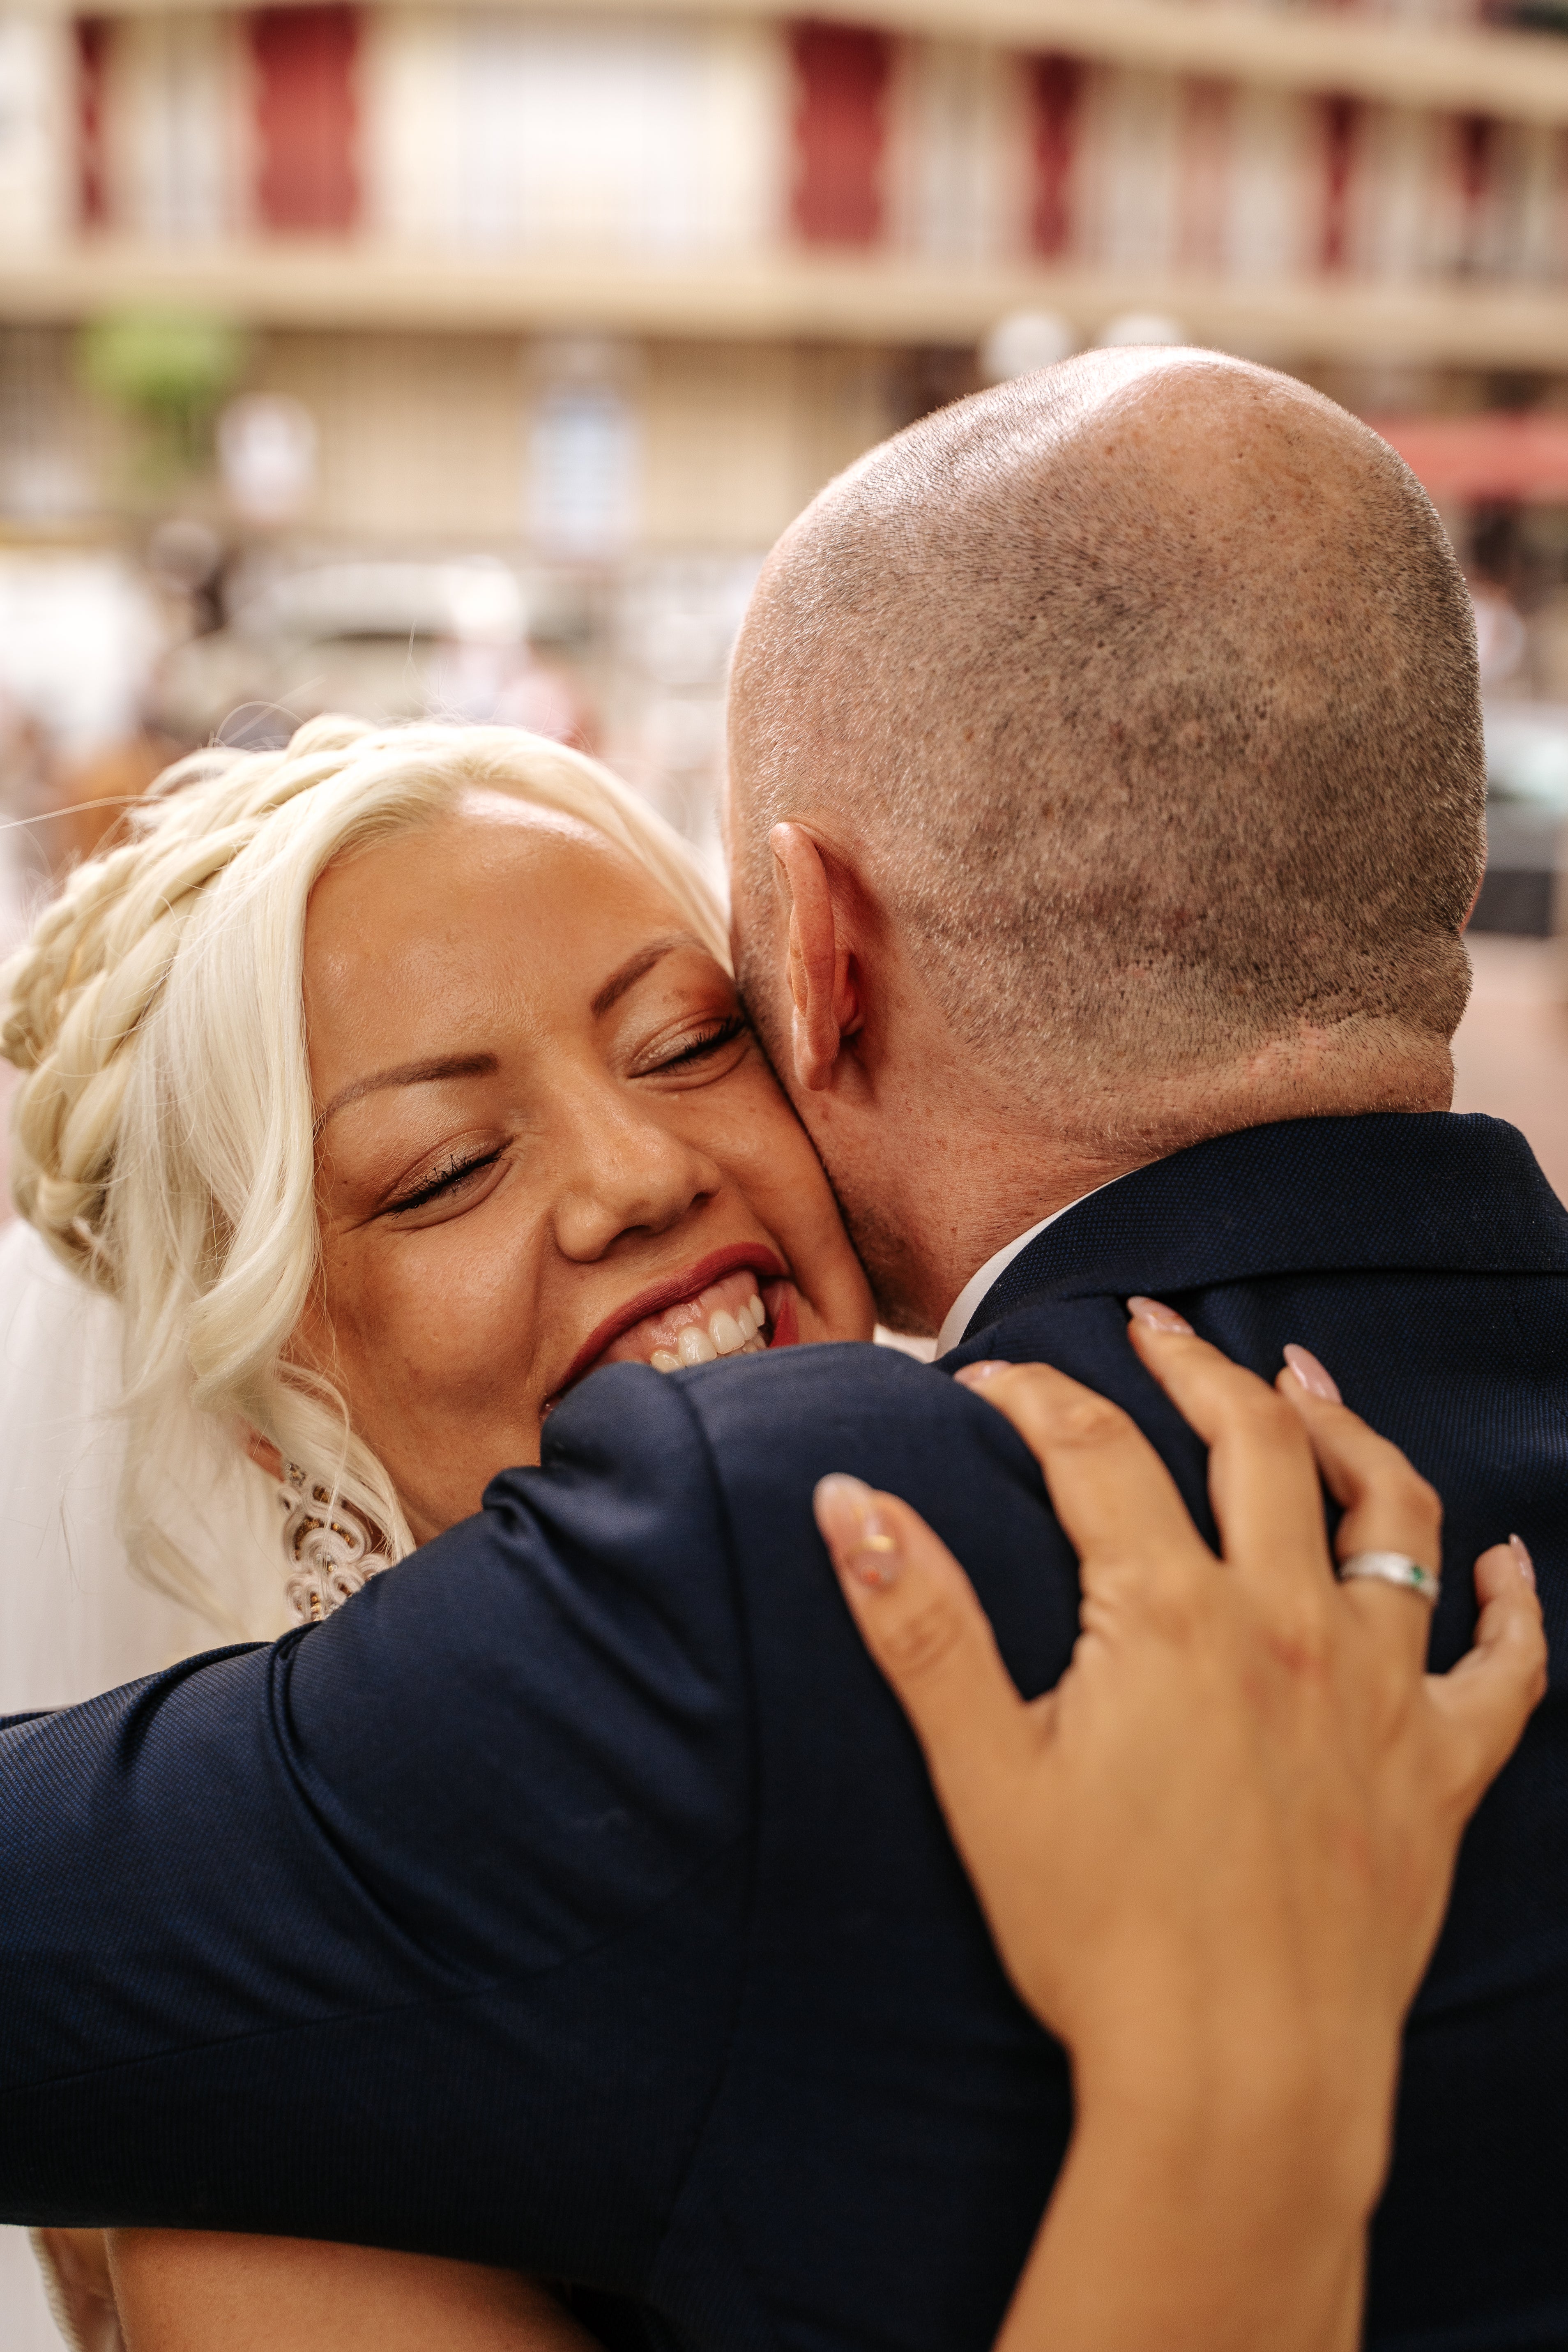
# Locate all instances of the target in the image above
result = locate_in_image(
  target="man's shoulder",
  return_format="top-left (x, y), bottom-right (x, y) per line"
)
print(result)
top-left (543, 1295), bottom-right (1152, 1464)
top-left (543, 1314), bottom-right (1172, 1650)
top-left (442, 1301), bottom-right (1210, 1728)
top-left (493, 1342), bottom-right (979, 1525)
top-left (473, 1345), bottom-right (980, 1582)
top-left (534, 1339), bottom-right (1006, 1513)
top-left (464, 1344), bottom-right (1058, 1673)
top-left (477, 1298), bottom-right (1198, 1575)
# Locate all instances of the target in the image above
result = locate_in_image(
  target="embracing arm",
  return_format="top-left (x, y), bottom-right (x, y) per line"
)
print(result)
top-left (0, 1365), bottom-right (752, 2291)
top-left (104, 2236), bottom-right (599, 2352)
top-left (816, 1320), bottom-right (1547, 2352)
top-left (33, 2228), bottom-right (598, 2352)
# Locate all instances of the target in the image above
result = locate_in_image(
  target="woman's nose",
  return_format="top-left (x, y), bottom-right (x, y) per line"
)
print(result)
top-left (552, 1095), bottom-right (722, 1263)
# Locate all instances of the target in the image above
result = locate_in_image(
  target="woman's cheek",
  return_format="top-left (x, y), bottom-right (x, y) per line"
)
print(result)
top-left (387, 1257), bottom-right (511, 1401)
top-left (318, 1245), bottom-right (470, 1416)
top-left (415, 1216), bottom-right (548, 1411)
top-left (725, 1087), bottom-right (813, 1197)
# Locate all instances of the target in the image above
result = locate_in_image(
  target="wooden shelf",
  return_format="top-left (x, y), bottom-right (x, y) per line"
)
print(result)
top-left (5, 239), bottom-right (1568, 366)
top-left (22, 0), bottom-right (1568, 129)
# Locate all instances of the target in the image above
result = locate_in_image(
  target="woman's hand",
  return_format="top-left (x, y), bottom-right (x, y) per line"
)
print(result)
top-left (813, 1313), bottom-right (1547, 2352)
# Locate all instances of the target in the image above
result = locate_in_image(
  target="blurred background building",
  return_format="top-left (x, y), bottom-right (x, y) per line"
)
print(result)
top-left (3, 0), bottom-right (1568, 1140)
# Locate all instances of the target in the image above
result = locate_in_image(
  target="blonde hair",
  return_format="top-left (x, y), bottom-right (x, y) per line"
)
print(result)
top-left (0, 714), bottom-right (728, 1626)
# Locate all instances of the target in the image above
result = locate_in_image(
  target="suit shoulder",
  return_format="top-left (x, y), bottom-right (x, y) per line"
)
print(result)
top-left (481, 1359), bottom-right (732, 1532)
top-left (484, 1346), bottom-right (969, 1509)
top-left (676, 1339), bottom-right (972, 1454)
top-left (654, 1340), bottom-right (1057, 1551)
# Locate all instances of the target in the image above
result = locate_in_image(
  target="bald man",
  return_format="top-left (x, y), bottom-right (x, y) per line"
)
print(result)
top-left (1, 356), bottom-right (1564, 2352)
top-left (728, 349), bottom-right (1478, 1335)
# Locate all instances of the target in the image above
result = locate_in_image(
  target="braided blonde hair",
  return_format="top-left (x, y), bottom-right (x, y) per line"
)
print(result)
top-left (0, 714), bottom-right (728, 1625)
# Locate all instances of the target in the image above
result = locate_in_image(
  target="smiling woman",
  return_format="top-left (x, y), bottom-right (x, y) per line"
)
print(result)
top-left (0, 715), bottom-right (873, 1624)
top-left (0, 714), bottom-right (872, 2347)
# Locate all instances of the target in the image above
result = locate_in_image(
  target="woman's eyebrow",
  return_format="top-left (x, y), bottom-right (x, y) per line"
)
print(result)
top-left (590, 933), bottom-right (696, 1018)
top-left (315, 1053), bottom-right (498, 1135)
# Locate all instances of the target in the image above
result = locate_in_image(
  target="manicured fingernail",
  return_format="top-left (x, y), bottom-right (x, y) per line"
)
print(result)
top-left (1510, 1533), bottom-right (1536, 1590)
top-left (814, 1474), bottom-right (902, 1587)
top-left (955, 1360), bottom-right (1008, 1387)
top-left (1282, 1344), bottom-right (1341, 1404)
top-left (1126, 1296), bottom-right (1193, 1335)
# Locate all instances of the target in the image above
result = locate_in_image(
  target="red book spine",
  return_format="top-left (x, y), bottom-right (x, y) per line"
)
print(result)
top-left (252, 4), bottom-right (358, 234)
top-left (790, 19), bottom-right (891, 245)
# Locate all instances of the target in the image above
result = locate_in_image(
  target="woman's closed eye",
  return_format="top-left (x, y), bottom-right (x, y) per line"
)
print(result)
top-left (633, 1011), bottom-right (749, 1080)
top-left (384, 1145), bottom-right (507, 1219)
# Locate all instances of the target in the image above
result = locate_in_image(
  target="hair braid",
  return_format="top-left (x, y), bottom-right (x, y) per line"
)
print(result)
top-left (0, 728), bottom-right (344, 1288)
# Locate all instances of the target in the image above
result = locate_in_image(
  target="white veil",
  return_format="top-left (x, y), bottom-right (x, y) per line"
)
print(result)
top-left (0, 1216), bottom-right (288, 1713)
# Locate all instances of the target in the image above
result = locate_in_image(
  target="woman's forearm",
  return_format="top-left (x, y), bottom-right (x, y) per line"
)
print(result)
top-left (1001, 2124), bottom-right (1365, 2352)
top-left (997, 2053), bottom-right (1377, 2352)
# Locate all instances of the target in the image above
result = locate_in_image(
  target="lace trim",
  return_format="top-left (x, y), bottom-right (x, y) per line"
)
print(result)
top-left (279, 1465), bottom-right (392, 1624)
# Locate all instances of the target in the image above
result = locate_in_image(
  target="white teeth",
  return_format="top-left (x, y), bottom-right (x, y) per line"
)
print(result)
top-left (709, 1308), bottom-right (746, 1357)
top-left (635, 1285), bottom-right (770, 1375)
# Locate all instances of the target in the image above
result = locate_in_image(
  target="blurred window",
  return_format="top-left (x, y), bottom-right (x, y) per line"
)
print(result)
top-left (117, 14), bottom-right (241, 242)
top-left (529, 382), bottom-right (639, 561)
top-left (456, 21), bottom-right (709, 256)
top-left (0, 17), bottom-right (71, 248)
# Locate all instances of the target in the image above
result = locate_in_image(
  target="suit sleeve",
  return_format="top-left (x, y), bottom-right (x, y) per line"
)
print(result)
top-left (0, 1365), bottom-right (750, 2291)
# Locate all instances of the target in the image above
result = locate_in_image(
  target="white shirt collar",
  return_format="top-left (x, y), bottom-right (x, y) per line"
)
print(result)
top-left (935, 1179), bottom-right (1119, 1356)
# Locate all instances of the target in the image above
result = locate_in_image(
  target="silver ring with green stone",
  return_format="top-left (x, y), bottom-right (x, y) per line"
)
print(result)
top-left (1339, 1550), bottom-right (1441, 1606)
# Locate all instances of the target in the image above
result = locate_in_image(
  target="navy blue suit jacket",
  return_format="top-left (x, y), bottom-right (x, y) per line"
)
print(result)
top-left (1, 1113), bottom-right (1564, 2352)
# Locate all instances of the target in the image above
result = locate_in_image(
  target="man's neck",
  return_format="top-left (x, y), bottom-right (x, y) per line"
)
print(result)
top-left (861, 1139), bottom-right (1149, 1339)
top-left (864, 1031), bottom-right (1456, 1338)
top-left (935, 1177), bottom-right (1125, 1353)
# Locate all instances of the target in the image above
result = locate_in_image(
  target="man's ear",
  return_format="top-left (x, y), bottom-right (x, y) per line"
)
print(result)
top-left (769, 821), bottom-right (861, 1092)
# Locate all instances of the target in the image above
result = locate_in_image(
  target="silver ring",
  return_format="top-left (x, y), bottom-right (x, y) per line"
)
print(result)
top-left (1340, 1550), bottom-right (1441, 1606)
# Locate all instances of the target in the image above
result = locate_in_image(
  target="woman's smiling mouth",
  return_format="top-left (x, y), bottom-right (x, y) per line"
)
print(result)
top-left (604, 1268), bottom-right (772, 1371)
top-left (554, 1244), bottom-right (800, 1400)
